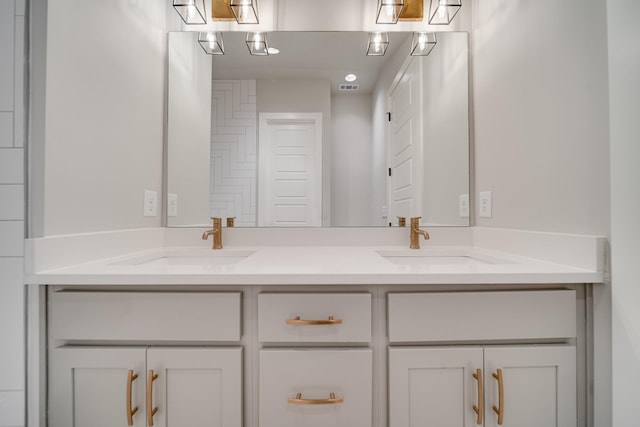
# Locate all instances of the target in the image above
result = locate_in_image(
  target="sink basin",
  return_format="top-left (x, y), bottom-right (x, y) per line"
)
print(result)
top-left (376, 249), bottom-right (507, 266)
top-left (111, 250), bottom-right (255, 267)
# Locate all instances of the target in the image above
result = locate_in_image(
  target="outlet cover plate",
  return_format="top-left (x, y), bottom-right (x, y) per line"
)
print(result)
top-left (479, 191), bottom-right (492, 218)
top-left (143, 190), bottom-right (158, 217)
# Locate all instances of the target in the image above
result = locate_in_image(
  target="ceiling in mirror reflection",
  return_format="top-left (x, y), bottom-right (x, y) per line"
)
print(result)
top-left (210, 32), bottom-right (411, 94)
top-left (166, 31), bottom-right (470, 228)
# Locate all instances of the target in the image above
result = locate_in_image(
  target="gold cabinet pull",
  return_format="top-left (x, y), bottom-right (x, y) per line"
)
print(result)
top-left (126, 370), bottom-right (139, 426)
top-left (492, 368), bottom-right (504, 425)
top-left (146, 370), bottom-right (159, 426)
top-left (287, 392), bottom-right (344, 405)
top-left (472, 368), bottom-right (483, 425)
top-left (285, 316), bottom-right (343, 326)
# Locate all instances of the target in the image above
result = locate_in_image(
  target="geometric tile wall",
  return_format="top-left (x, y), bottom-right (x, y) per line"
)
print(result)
top-left (210, 80), bottom-right (257, 227)
top-left (0, 0), bottom-right (25, 425)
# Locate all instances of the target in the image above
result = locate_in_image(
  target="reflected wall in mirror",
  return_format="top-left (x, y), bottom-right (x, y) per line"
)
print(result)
top-left (167, 31), bottom-right (469, 227)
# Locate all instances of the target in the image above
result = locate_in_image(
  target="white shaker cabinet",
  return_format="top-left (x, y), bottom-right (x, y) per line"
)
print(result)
top-left (389, 345), bottom-right (576, 426)
top-left (49, 346), bottom-right (242, 427)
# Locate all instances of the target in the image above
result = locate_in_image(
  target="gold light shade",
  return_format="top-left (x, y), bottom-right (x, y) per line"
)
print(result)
top-left (230, 0), bottom-right (259, 24)
top-left (428, 0), bottom-right (462, 25)
top-left (173, 0), bottom-right (207, 24)
top-left (410, 32), bottom-right (437, 56)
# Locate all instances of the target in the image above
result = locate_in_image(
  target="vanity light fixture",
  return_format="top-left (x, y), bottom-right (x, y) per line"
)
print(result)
top-left (173, 0), bottom-right (207, 24)
top-left (366, 32), bottom-right (390, 56)
top-left (246, 32), bottom-right (269, 56)
top-left (230, 0), bottom-right (259, 24)
top-left (198, 32), bottom-right (225, 55)
top-left (410, 32), bottom-right (437, 56)
top-left (428, 0), bottom-right (462, 25)
top-left (376, 0), bottom-right (405, 24)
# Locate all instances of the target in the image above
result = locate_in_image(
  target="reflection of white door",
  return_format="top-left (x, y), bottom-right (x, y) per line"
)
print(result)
top-left (388, 58), bottom-right (423, 222)
top-left (258, 113), bottom-right (322, 226)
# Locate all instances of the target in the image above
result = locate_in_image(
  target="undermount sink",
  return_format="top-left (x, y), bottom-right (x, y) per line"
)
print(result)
top-left (376, 249), bottom-right (508, 266)
top-left (111, 249), bottom-right (256, 267)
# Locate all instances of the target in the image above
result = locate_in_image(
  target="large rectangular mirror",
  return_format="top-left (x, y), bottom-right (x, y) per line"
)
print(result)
top-left (167, 31), bottom-right (469, 227)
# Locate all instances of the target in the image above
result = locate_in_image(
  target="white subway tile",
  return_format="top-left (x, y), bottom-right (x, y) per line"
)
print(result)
top-left (13, 16), bottom-right (24, 147)
top-left (0, 258), bottom-right (24, 391)
top-left (0, 185), bottom-right (23, 220)
top-left (0, 0), bottom-right (15, 111)
top-left (0, 390), bottom-right (24, 426)
top-left (0, 149), bottom-right (23, 184)
top-left (0, 221), bottom-right (23, 256)
top-left (0, 113), bottom-right (12, 147)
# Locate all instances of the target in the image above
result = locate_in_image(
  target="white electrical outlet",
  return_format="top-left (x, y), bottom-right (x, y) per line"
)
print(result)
top-left (143, 190), bottom-right (158, 217)
top-left (479, 191), bottom-right (493, 218)
top-left (459, 194), bottom-right (469, 218)
top-left (167, 193), bottom-right (178, 217)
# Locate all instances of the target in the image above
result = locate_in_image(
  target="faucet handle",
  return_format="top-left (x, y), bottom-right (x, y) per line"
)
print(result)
top-left (397, 216), bottom-right (406, 227)
top-left (226, 217), bottom-right (236, 227)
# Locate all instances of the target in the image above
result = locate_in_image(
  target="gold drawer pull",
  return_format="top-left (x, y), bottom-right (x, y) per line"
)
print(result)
top-left (286, 316), bottom-right (343, 325)
top-left (288, 392), bottom-right (344, 405)
top-left (472, 368), bottom-right (483, 425)
top-left (492, 368), bottom-right (505, 425)
top-left (126, 370), bottom-right (139, 426)
top-left (147, 370), bottom-right (159, 426)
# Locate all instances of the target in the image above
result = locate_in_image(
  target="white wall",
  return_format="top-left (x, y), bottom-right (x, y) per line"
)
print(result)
top-left (41, 0), bottom-right (166, 235)
top-left (422, 32), bottom-right (469, 226)
top-left (331, 94), bottom-right (372, 226)
top-left (167, 32), bottom-right (212, 227)
top-left (257, 79), bottom-right (332, 225)
top-left (608, 1), bottom-right (640, 426)
top-left (0, 1), bottom-right (25, 425)
top-left (472, 0), bottom-right (610, 235)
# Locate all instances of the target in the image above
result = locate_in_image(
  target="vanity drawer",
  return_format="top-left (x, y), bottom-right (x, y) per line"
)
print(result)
top-left (388, 290), bottom-right (576, 342)
top-left (259, 349), bottom-right (372, 427)
top-left (258, 293), bottom-right (371, 343)
top-left (50, 291), bottom-right (241, 342)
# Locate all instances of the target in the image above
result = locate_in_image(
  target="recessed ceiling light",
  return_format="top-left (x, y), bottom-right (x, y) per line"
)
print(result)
top-left (267, 47), bottom-right (280, 54)
top-left (345, 74), bottom-right (357, 82)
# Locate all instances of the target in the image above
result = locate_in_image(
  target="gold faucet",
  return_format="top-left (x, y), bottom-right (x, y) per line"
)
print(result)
top-left (202, 217), bottom-right (223, 249)
top-left (410, 217), bottom-right (430, 249)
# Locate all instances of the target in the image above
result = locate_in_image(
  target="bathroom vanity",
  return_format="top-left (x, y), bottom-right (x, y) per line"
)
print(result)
top-left (26, 226), bottom-right (604, 427)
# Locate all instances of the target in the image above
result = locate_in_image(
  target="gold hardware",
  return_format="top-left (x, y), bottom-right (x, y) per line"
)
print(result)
top-left (286, 315), bottom-right (343, 326)
top-left (492, 368), bottom-right (504, 425)
top-left (472, 369), bottom-right (483, 425)
top-left (397, 216), bottom-right (406, 227)
top-left (226, 217), bottom-right (236, 227)
top-left (288, 392), bottom-right (344, 405)
top-left (126, 370), bottom-right (139, 426)
top-left (147, 370), bottom-right (159, 427)
top-left (202, 217), bottom-right (223, 249)
top-left (410, 217), bottom-right (430, 249)
top-left (399, 0), bottom-right (424, 20)
top-left (211, 0), bottom-right (235, 20)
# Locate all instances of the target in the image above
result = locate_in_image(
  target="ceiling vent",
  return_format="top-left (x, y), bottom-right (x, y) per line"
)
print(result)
top-left (338, 83), bottom-right (360, 91)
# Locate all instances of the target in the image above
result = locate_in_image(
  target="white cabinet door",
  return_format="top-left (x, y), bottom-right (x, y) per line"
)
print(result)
top-left (389, 347), bottom-right (484, 427)
top-left (260, 349), bottom-right (372, 427)
top-left (49, 347), bottom-right (147, 427)
top-left (146, 347), bottom-right (242, 427)
top-left (483, 345), bottom-right (576, 427)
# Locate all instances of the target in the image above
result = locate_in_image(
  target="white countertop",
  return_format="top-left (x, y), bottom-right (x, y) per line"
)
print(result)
top-left (25, 242), bottom-right (604, 286)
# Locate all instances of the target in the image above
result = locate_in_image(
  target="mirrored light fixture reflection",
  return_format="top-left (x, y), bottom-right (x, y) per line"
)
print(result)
top-left (230, 0), bottom-right (259, 24)
top-left (376, 0), bottom-right (405, 24)
top-left (198, 32), bottom-right (225, 55)
top-left (246, 32), bottom-right (269, 55)
top-left (410, 32), bottom-right (437, 56)
top-left (173, 0), bottom-right (207, 24)
top-left (428, 0), bottom-right (462, 25)
top-left (367, 32), bottom-right (390, 56)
